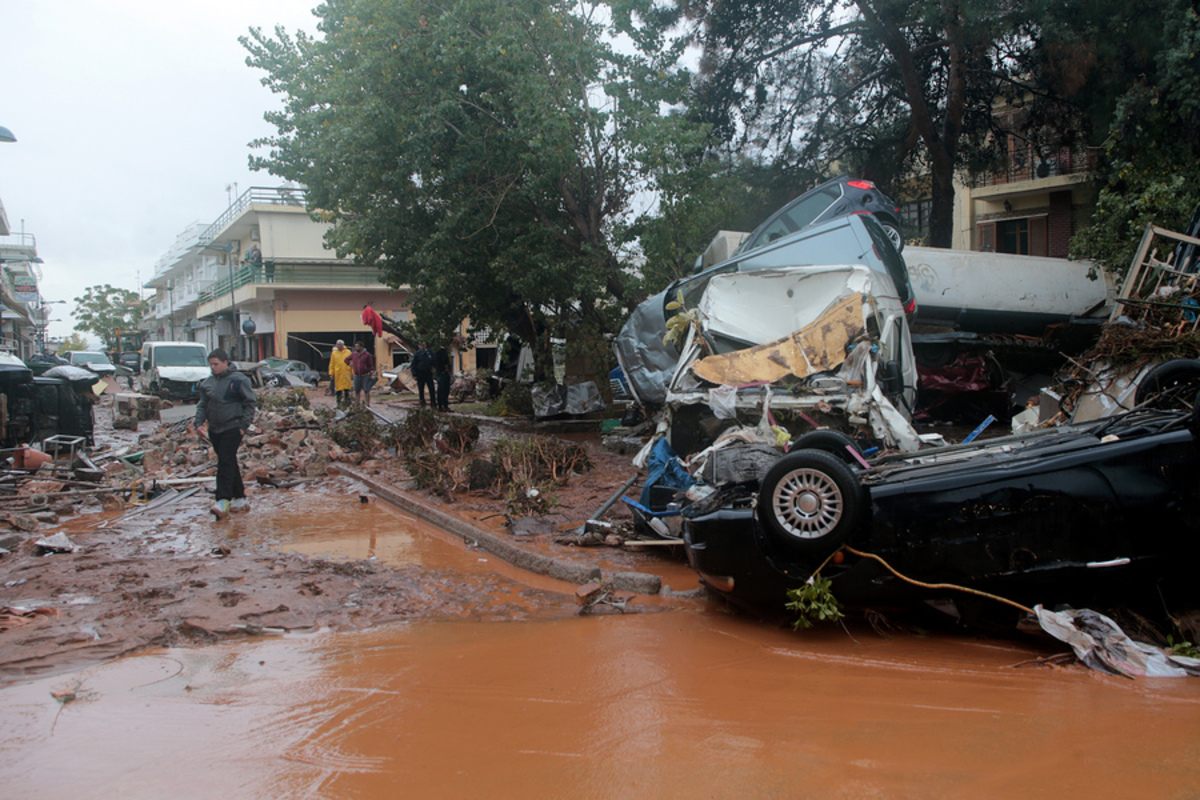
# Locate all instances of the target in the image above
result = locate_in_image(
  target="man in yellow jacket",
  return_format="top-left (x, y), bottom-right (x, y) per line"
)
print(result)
top-left (328, 340), bottom-right (354, 408)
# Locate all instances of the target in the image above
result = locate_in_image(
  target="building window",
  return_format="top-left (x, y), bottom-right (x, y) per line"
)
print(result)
top-left (996, 217), bottom-right (1047, 256)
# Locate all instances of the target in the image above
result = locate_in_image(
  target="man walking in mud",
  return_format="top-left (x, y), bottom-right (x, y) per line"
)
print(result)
top-left (349, 340), bottom-right (377, 407)
top-left (190, 348), bottom-right (257, 520)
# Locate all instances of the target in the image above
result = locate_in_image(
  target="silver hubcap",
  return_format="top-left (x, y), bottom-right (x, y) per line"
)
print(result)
top-left (770, 468), bottom-right (843, 540)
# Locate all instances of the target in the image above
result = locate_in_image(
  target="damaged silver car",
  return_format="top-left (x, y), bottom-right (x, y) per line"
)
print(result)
top-left (615, 212), bottom-right (927, 476)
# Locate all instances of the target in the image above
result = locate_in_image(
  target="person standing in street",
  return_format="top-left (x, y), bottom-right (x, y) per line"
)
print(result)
top-left (350, 340), bottom-right (377, 407)
top-left (191, 348), bottom-right (256, 520)
top-left (328, 339), bottom-right (353, 409)
top-left (433, 343), bottom-right (451, 412)
top-left (411, 341), bottom-right (434, 408)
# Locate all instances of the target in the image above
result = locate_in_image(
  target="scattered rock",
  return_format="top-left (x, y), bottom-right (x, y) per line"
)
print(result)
top-left (9, 514), bottom-right (40, 532)
top-left (101, 494), bottom-right (126, 512)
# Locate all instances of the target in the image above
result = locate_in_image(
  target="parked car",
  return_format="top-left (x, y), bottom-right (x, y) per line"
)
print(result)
top-left (681, 405), bottom-right (1200, 623)
top-left (24, 352), bottom-right (70, 376)
top-left (258, 357), bottom-right (320, 388)
top-left (117, 351), bottom-right (141, 374)
top-left (63, 350), bottom-right (117, 378)
top-left (737, 175), bottom-right (904, 255)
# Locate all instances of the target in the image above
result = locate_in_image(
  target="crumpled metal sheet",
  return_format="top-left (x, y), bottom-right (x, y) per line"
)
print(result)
top-left (691, 292), bottom-right (864, 386)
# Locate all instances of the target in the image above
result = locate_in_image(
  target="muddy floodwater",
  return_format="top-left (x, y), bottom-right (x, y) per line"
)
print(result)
top-left (3, 495), bottom-right (1200, 798)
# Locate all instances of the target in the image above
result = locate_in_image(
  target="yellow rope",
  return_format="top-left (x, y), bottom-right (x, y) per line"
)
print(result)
top-left (841, 546), bottom-right (1036, 616)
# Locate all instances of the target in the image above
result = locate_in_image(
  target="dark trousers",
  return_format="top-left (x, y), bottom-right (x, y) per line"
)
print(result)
top-left (335, 389), bottom-right (351, 408)
top-left (415, 372), bottom-right (434, 406)
top-left (436, 371), bottom-right (450, 410)
top-left (210, 428), bottom-right (245, 501)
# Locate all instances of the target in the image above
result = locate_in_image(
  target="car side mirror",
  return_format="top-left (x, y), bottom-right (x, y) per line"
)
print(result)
top-left (142, 360), bottom-right (150, 371)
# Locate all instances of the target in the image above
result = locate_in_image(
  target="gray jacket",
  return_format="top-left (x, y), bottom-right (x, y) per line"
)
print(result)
top-left (194, 370), bottom-right (256, 434)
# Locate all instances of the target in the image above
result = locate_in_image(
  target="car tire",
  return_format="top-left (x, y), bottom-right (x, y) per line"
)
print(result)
top-left (879, 221), bottom-right (904, 252)
top-left (790, 430), bottom-right (865, 467)
top-left (757, 449), bottom-right (864, 556)
top-left (1135, 359), bottom-right (1200, 410)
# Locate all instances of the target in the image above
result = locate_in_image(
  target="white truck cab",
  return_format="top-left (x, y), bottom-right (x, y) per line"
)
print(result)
top-left (139, 341), bottom-right (210, 400)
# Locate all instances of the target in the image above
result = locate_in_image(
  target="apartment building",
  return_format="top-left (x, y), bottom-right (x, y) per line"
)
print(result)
top-left (954, 115), bottom-right (1098, 256)
top-left (144, 186), bottom-right (413, 375)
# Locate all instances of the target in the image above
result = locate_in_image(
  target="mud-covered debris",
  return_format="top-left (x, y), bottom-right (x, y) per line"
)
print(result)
top-left (9, 514), bottom-right (40, 532)
top-left (34, 532), bottom-right (76, 554)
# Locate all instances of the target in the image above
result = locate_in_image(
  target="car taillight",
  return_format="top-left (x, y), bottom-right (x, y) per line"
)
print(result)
top-left (846, 179), bottom-right (876, 190)
top-left (904, 297), bottom-right (917, 316)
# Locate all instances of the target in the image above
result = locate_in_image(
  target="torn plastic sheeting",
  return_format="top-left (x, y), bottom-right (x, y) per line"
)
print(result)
top-left (1036, 605), bottom-right (1200, 678)
top-left (531, 382), bottom-right (606, 418)
top-left (692, 292), bottom-right (865, 386)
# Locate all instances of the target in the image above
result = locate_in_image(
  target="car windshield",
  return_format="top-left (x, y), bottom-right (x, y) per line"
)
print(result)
top-left (745, 185), bottom-right (843, 251)
top-left (156, 346), bottom-right (209, 367)
top-left (72, 352), bottom-right (111, 365)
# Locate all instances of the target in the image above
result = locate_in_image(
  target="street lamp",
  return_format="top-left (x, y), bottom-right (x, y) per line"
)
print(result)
top-left (0, 126), bottom-right (16, 144)
top-left (35, 297), bottom-right (68, 353)
top-left (166, 280), bottom-right (176, 340)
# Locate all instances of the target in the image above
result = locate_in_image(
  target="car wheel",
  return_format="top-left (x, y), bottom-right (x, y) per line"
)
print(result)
top-left (1135, 359), bottom-right (1200, 410)
top-left (790, 430), bottom-right (865, 467)
top-left (757, 449), bottom-right (864, 555)
top-left (879, 221), bottom-right (904, 252)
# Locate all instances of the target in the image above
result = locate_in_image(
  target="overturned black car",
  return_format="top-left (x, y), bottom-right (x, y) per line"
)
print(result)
top-left (682, 406), bottom-right (1200, 622)
top-left (0, 354), bottom-right (98, 447)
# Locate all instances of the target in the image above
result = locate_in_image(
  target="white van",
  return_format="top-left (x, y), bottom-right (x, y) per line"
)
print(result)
top-left (139, 341), bottom-right (210, 400)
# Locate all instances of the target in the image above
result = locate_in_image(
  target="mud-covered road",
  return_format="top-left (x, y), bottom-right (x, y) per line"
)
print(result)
top-left (2, 391), bottom-right (1200, 797)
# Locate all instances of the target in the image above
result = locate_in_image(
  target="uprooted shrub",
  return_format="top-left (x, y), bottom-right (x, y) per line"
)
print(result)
top-left (490, 436), bottom-right (592, 516)
top-left (327, 408), bottom-right (383, 454)
top-left (257, 387), bottom-right (311, 412)
top-left (486, 383), bottom-right (534, 417)
top-left (389, 408), bottom-right (480, 496)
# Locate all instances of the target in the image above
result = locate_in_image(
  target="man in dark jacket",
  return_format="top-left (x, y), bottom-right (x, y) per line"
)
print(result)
top-left (432, 344), bottom-right (451, 412)
top-left (190, 348), bottom-right (256, 520)
top-left (411, 342), bottom-right (434, 408)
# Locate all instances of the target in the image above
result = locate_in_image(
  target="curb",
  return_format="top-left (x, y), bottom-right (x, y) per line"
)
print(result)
top-left (334, 464), bottom-right (663, 595)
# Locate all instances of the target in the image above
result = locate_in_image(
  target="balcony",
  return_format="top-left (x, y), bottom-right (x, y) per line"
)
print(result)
top-left (197, 260), bottom-right (386, 305)
top-left (971, 144), bottom-right (1098, 188)
top-left (198, 186), bottom-right (307, 247)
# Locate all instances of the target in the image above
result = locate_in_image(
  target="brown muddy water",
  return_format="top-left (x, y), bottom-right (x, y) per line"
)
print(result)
top-left (3, 495), bottom-right (1200, 798)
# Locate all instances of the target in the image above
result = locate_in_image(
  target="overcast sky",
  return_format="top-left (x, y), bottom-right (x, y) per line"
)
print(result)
top-left (2, 0), bottom-right (321, 342)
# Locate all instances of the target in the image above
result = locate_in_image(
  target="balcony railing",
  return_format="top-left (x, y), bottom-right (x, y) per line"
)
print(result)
top-left (198, 186), bottom-right (308, 246)
top-left (971, 145), bottom-right (1098, 187)
top-left (197, 261), bottom-right (386, 305)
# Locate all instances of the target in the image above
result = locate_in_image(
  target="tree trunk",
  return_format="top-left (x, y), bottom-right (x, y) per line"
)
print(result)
top-left (928, 166), bottom-right (956, 248)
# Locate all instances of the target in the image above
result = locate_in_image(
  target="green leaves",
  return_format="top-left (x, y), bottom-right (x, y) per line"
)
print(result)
top-left (244, 0), bottom-right (716, 376)
top-left (785, 574), bottom-right (845, 630)
top-left (72, 285), bottom-right (147, 351)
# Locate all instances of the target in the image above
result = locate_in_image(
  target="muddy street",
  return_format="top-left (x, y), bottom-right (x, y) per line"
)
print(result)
top-left (3, 611), bottom-right (1200, 798)
top-left (1, 396), bottom-right (1200, 797)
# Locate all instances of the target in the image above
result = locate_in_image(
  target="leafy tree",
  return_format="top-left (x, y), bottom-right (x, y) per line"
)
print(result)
top-left (72, 285), bottom-right (147, 352)
top-left (54, 332), bottom-right (90, 354)
top-left (1061, 0), bottom-right (1200, 275)
top-left (617, 0), bottom-right (1044, 247)
top-left (243, 0), bottom-right (713, 377)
